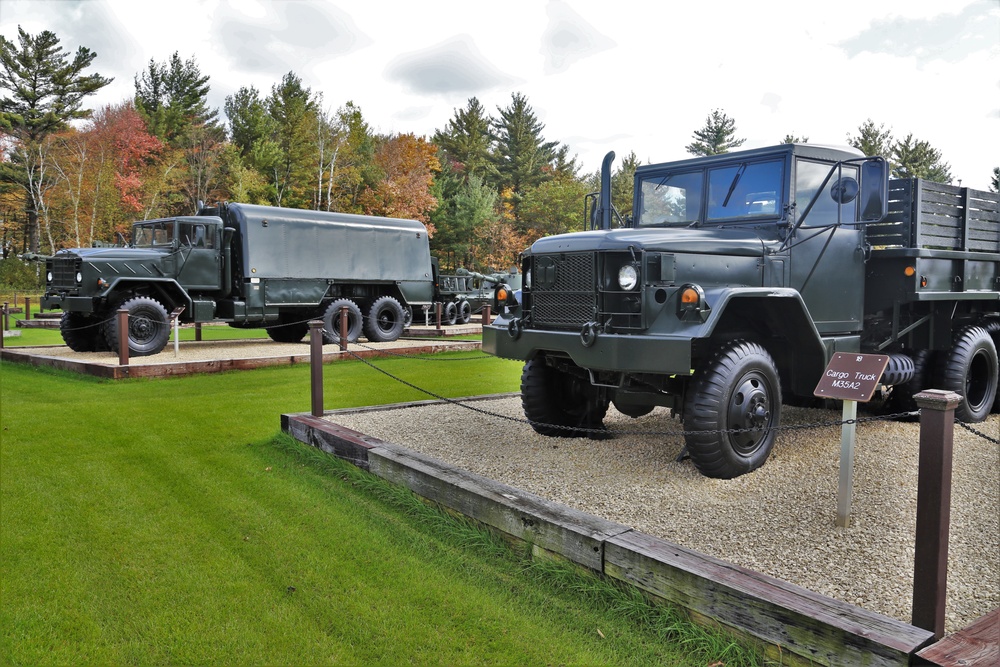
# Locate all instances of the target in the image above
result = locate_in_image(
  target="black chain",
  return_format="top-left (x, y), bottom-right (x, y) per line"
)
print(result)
top-left (957, 420), bottom-right (1000, 444)
top-left (341, 347), bottom-right (930, 438)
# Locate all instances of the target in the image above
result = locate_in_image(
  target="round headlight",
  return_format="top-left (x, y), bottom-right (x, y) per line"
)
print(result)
top-left (46, 271), bottom-right (53, 282)
top-left (618, 264), bottom-right (638, 291)
top-left (76, 272), bottom-right (83, 283)
top-left (524, 269), bottom-right (531, 289)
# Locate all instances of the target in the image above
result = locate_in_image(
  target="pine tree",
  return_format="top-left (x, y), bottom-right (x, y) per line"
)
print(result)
top-left (891, 134), bottom-right (952, 183)
top-left (134, 52), bottom-right (218, 144)
top-left (611, 150), bottom-right (640, 220)
top-left (433, 97), bottom-right (496, 181)
top-left (265, 72), bottom-right (319, 208)
top-left (0, 27), bottom-right (112, 252)
top-left (685, 109), bottom-right (744, 156)
top-left (990, 167), bottom-right (998, 194)
top-left (489, 92), bottom-right (558, 222)
top-left (847, 119), bottom-right (894, 158)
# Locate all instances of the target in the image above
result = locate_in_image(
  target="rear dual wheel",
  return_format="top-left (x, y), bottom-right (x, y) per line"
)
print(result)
top-left (322, 299), bottom-right (363, 345)
top-left (364, 296), bottom-right (405, 342)
top-left (934, 325), bottom-right (998, 423)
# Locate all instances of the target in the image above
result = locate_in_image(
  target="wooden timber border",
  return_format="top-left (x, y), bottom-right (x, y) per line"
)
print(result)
top-left (282, 400), bottom-right (940, 667)
top-left (0, 339), bottom-right (481, 379)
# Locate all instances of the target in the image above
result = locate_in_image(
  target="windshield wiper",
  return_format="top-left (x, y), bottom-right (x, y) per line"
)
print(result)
top-left (721, 163), bottom-right (746, 208)
top-left (653, 173), bottom-right (673, 191)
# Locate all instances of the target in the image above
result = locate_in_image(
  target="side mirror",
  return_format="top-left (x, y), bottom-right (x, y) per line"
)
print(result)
top-left (859, 158), bottom-right (888, 222)
top-left (830, 177), bottom-right (859, 204)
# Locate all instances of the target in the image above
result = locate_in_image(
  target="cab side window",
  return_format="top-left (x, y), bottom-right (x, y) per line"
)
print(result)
top-left (795, 160), bottom-right (859, 226)
top-left (179, 223), bottom-right (213, 248)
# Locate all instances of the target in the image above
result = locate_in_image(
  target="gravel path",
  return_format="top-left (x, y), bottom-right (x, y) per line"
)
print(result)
top-left (329, 397), bottom-right (999, 634)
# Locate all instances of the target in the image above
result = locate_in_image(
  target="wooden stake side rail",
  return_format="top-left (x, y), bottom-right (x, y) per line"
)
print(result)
top-left (282, 409), bottom-right (938, 667)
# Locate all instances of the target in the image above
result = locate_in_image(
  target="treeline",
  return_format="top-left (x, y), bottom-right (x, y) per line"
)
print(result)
top-left (2, 28), bottom-right (993, 270)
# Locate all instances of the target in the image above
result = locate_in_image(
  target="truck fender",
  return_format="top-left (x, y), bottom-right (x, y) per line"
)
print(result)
top-left (102, 277), bottom-right (192, 315)
top-left (699, 288), bottom-right (828, 397)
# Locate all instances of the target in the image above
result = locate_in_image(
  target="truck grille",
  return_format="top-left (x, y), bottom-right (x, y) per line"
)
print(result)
top-left (49, 257), bottom-right (81, 289)
top-left (530, 253), bottom-right (597, 329)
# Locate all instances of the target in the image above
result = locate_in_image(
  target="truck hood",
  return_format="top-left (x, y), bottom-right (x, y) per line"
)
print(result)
top-left (530, 227), bottom-right (781, 257)
top-left (55, 247), bottom-right (170, 261)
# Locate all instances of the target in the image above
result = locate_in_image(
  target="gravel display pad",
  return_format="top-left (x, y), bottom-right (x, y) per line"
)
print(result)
top-left (328, 397), bottom-right (999, 634)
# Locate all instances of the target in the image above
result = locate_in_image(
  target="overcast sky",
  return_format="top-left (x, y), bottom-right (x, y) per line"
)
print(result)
top-left (2, 0), bottom-right (998, 189)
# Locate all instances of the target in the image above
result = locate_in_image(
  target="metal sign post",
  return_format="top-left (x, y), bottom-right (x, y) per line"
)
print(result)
top-left (814, 352), bottom-right (889, 528)
top-left (836, 399), bottom-right (858, 528)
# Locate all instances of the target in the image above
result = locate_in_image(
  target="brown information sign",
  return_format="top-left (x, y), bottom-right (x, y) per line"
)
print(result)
top-left (813, 352), bottom-right (890, 402)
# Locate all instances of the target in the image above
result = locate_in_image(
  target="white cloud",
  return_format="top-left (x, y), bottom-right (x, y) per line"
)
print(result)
top-left (2, 0), bottom-right (997, 188)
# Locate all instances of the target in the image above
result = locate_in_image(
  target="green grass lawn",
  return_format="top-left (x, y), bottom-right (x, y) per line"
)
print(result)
top-left (1, 356), bottom-right (763, 665)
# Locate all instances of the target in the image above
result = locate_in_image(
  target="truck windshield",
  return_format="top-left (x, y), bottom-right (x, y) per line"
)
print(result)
top-left (636, 159), bottom-right (785, 227)
top-left (637, 171), bottom-right (703, 227)
top-left (707, 159), bottom-right (783, 222)
top-left (132, 221), bottom-right (175, 247)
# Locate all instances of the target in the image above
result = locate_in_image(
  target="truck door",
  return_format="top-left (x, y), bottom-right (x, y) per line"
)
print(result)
top-left (789, 160), bottom-right (865, 334)
top-left (176, 220), bottom-right (222, 291)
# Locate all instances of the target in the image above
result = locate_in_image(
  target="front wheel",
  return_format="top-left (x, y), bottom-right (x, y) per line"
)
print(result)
top-left (103, 296), bottom-right (171, 356)
top-left (520, 357), bottom-right (609, 438)
top-left (683, 340), bottom-right (781, 479)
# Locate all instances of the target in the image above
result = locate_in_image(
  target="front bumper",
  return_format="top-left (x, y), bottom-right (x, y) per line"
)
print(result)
top-left (41, 294), bottom-right (94, 313)
top-left (482, 321), bottom-right (694, 376)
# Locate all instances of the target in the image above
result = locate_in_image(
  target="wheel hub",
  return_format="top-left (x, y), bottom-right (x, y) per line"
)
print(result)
top-left (728, 373), bottom-right (773, 454)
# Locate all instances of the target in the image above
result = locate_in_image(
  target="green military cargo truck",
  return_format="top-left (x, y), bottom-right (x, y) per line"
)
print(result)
top-left (483, 144), bottom-right (999, 479)
top-left (42, 203), bottom-right (436, 356)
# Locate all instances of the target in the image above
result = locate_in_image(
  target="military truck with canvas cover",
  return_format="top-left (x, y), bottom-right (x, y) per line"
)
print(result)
top-left (42, 203), bottom-right (436, 355)
top-left (484, 144), bottom-right (999, 478)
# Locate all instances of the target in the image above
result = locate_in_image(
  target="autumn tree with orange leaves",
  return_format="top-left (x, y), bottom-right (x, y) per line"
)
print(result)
top-left (360, 133), bottom-right (439, 228)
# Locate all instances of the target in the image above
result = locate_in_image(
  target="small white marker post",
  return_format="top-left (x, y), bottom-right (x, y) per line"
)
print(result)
top-left (836, 399), bottom-right (858, 528)
top-left (169, 307), bottom-right (186, 358)
top-left (814, 352), bottom-right (889, 528)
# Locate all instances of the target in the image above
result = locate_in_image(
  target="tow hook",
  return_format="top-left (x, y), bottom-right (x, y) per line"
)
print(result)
top-left (507, 318), bottom-right (522, 340)
top-left (581, 321), bottom-right (598, 347)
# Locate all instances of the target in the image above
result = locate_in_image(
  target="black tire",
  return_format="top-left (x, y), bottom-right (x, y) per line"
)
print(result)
top-left (683, 340), bottom-right (781, 479)
top-left (60, 311), bottom-right (107, 352)
top-left (458, 300), bottom-right (472, 325)
top-left (885, 349), bottom-right (935, 417)
top-left (985, 320), bottom-right (1000, 414)
top-left (104, 296), bottom-right (171, 356)
top-left (444, 301), bottom-right (458, 326)
top-left (266, 315), bottom-right (308, 343)
top-left (520, 357), bottom-right (609, 438)
top-left (322, 299), bottom-right (363, 345)
top-left (934, 326), bottom-right (998, 423)
top-left (364, 296), bottom-right (405, 343)
top-left (402, 305), bottom-right (413, 329)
